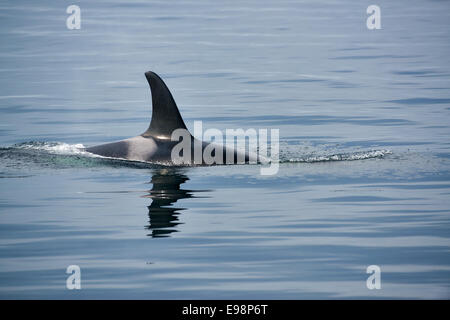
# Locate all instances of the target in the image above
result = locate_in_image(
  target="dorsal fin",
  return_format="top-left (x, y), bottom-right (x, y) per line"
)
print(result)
top-left (142, 71), bottom-right (188, 138)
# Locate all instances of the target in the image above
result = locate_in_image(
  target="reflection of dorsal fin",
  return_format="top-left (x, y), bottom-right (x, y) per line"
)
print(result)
top-left (142, 71), bottom-right (188, 138)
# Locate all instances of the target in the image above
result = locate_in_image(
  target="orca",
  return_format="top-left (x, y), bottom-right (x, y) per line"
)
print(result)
top-left (86, 71), bottom-right (255, 165)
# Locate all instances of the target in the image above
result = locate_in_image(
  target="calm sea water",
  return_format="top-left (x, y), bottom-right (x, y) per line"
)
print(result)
top-left (1, 0), bottom-right (450, 299)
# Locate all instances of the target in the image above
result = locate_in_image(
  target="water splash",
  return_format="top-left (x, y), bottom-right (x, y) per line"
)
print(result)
top-left (12, 141), bottom-right (89, 155)
top-left (282, 149), bottom-right (392, 163)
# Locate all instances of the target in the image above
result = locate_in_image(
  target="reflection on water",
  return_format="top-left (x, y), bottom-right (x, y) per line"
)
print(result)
top-left (143, 169), bottom-right (195, 238)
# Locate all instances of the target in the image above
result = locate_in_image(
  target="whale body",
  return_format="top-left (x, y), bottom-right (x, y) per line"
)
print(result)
top-left (86, 71), bottom-right (254, 165)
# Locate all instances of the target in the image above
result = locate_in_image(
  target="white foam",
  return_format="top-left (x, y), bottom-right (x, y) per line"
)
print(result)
top-left (14, 142), bottom-right (92, 156)
top-left (287, 149), bottom-right (392, 163)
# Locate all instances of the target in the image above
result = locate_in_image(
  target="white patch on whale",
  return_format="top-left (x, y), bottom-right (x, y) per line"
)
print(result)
top-left (124, 136), bottom-right (157, 161)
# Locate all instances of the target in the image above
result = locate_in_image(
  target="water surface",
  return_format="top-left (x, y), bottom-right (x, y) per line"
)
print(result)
top-left (0, 0), bottom-right (449, 299)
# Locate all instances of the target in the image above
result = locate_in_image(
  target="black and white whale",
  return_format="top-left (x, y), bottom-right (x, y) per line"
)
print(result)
top-left (86, 71), bottom-right (258, 165)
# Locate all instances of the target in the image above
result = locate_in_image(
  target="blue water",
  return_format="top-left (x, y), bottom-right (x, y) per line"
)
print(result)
top-left (1, 0), bottom-right (450, 299)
